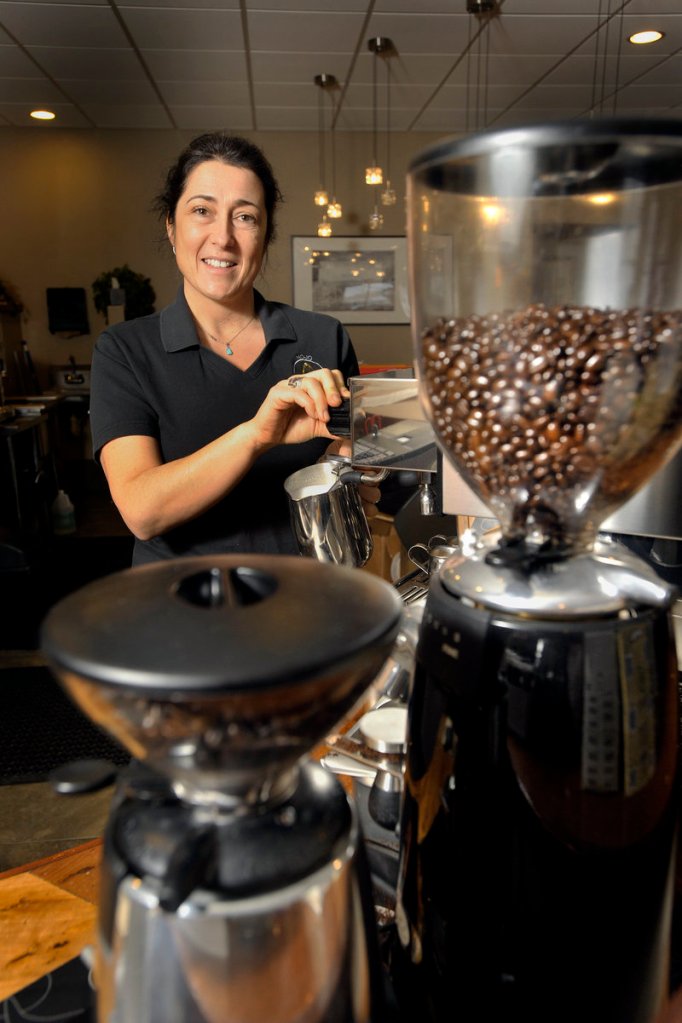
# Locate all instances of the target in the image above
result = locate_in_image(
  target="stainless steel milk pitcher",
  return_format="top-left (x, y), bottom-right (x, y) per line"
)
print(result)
top-left (285, 455), bottom-right (379, 568)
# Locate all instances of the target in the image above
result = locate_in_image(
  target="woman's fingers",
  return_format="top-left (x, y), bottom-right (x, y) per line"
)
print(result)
top-left (284, 369), bottom-right (348, 423)
top-left (252, 371), bottom-right (351, 449)
top-left (282, 376), bottom-right (329, 424)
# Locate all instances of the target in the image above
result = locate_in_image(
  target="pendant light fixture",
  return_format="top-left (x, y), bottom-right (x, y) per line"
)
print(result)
top-left (313, 74), bottom-right (341, 237)
top-left (369, 205), bottom-right (384, 231)
top-left (365, 37), bottom-right (389, 186)
top-left (313, 75), bottom-right (330, 208)
top-left (325, 79), bottom-right (343, 220)
top-left (317, 215), bottom-right (332, 238)
top-left (380, 40), bottom-right (397, 207)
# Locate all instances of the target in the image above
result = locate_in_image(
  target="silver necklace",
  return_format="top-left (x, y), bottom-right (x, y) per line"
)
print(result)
top-left (208, 315), bottom-right (255, 356)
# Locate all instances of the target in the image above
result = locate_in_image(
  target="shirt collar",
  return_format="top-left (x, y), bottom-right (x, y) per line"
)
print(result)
top-left (160, 286), bottom-right (297, 353)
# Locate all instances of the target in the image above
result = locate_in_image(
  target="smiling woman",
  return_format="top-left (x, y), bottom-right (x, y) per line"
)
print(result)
top-left (88, 131), bottom-right (379, 566)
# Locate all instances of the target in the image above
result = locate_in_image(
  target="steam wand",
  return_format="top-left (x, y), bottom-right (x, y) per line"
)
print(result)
top-left (417, 472), bottom-right (435, 516)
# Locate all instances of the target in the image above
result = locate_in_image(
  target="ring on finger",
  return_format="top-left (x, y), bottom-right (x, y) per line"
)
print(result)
top-left (288, 376), bottom-right (303, 389)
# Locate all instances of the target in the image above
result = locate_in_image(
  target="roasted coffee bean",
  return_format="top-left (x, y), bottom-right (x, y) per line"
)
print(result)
top-left (421, 302), bottom-right (682, 547)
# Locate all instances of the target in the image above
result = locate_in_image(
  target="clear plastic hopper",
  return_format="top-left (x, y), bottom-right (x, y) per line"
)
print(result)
top-left (408, 121), bottom-right (682, 559)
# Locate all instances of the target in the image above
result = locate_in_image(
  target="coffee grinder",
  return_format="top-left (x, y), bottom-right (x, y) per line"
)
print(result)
top-left (41, 554), bottom-right (402, 1023)
top-left (392, 121), bottom-right (682, 1022)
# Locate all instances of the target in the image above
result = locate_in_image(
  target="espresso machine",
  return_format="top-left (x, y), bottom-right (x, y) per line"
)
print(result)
top-left (41, 554), bottom-right (402, 1022)
top-left (392, 120), bottom-right (682, 1022)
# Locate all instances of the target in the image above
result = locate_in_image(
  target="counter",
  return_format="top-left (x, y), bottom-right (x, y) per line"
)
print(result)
top-left (0, 838), bottom-right (100, 1001)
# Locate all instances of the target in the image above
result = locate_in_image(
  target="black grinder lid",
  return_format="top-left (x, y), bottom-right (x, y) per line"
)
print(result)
top-left (41, 554), bottom-right (403, 696)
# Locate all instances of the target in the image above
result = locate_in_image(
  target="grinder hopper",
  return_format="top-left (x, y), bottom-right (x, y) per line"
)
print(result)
top-left (408, 120), bottom-right (682, 559)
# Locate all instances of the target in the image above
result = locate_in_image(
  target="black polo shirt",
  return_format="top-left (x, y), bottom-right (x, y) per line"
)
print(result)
top-left (90, 287), bottom-right (359, 564)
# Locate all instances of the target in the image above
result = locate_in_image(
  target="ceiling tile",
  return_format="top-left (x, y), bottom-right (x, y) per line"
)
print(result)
top-left (142, 48), bottom-right (248, 81)
top-left (80, 103), bottom-right (173, 128)
top-left (335, 80), bottom-right (435, 109)
top-left (120, 0), bottom-right (239, 7)
top-left (633, 54), bottom-right (682, 86)
top-left (160, 79), bottom-right (251, 106)
top-left (367, 12), bottom-right (471, 54)
top-left (27, 45), bottom-right (147, 80)
top-left (0, 43), bottom-right (40, 75)
top-left (248, 0), bottom-right (366, 9)
top-left (0, 76), bottom-right (63, 102)
top-left (0, 3), bottom-right (128, 48)
top-left (121, 7), bottom-right (244, 50)
top-left (617, 83), bottom-right (682, 107)
top-left (257, 106), bottom-right (322, 130)
top-left (61, 78), bottom-right (160, 105)
top-left (625, 0), bottom-right (682, 14)
top-left (249, 52), bottom-right (352, 85)
top-left (487, 15), bottom-right (602, 55)
top-left (543, 53), bottom-right (665, 87)
top-left (248, 11), bottom-right (365, 52)
top-left (169, 104), bottom-right (254, 130)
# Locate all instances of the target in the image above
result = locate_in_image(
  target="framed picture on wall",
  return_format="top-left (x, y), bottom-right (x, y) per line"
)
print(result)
top-left (292, 236), bottom-right (410, 325)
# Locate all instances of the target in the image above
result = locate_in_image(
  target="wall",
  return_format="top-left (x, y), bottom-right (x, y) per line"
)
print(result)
top-left (0, 126), bottom-right (445, 390)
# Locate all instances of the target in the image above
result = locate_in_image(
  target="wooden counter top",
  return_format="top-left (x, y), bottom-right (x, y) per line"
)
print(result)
top-left (0, 837), bottom-right (101, 1000)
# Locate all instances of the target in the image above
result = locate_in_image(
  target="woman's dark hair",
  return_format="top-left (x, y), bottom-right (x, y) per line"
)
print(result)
top-left (154, 132), bottom-right (283, 251)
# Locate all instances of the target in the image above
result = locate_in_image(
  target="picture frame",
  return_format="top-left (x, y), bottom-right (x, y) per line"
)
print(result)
top-left (291, 236), bottom-right (410, 325)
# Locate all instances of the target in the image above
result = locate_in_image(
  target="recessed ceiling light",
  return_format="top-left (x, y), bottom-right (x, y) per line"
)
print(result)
top-left (30, 109), bottom-right (56, 121)
top-left (629, 29), bottom-right (664, 45)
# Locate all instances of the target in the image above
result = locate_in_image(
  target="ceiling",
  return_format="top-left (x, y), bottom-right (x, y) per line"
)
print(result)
top-left (0, 0), bottom-right (679, 134)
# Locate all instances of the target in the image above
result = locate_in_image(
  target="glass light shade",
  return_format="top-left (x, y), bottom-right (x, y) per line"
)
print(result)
top-left (317, 217), bottom-right (332, 238)
top-left (369, 208), bottom-right (384, 231)
top-left (381, 182), bottom-right (397, 206)
top-left (314, 189), bottom-right (329, 207)
top-left (365, 166), bottom-right (383, 185)
top-left (327, 200), bottom-right (343, 218)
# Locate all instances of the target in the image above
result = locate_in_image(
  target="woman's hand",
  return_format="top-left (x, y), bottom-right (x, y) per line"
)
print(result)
top-left (100, 370), bottom-right (357, 542)
top-left (248, 368), bottom-right (349, 449)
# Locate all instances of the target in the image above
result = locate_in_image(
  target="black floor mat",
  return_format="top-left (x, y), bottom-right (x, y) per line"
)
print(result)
top-left (0, 667), bottom-right (130, 784)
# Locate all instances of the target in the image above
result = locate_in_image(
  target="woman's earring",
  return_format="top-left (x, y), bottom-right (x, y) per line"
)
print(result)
top-left (172, 246), bottom-right (176, 255)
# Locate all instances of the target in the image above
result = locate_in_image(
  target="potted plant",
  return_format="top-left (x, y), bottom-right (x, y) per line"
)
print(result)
top-left (0, 279), bottom-right (24, 317)
top-left (92, 264), bottom-right (156, 323)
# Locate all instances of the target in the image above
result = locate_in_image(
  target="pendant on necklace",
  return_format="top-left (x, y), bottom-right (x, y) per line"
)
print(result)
top-left (225, 344), bottom-right (234, 356)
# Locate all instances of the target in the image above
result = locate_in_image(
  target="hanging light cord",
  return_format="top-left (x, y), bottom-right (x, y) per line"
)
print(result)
top-left (330, 89), bottom-right (338, 198)
top-left (467, 6), bottom-right (493, 132)
top-left (465, 14), bottom-right (473, 132)
top-left (590, 0), bottom-right (605, 115)
top-left (372, 47), bottom-right (379, 167)
top-left (385, 58), bottom-right (392, 182)
top-left (317, 84), bottom-right (326, 190)
top-left (612, 0), bottom-right (625, 113)
top-left (484, 13), bottom-right (491, 127)
top-left (599, 0), bottom-right (613, 113)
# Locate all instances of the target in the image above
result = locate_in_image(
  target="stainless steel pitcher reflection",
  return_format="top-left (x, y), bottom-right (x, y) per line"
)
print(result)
top-left (285, 455), bottom-right (383, 568)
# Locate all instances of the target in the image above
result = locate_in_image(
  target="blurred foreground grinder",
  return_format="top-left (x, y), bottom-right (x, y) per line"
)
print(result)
top-left (41, 554), bottom-right (402, 1023)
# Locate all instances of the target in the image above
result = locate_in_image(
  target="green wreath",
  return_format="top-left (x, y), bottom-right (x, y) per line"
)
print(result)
top-left (92, 264), bottom-right (156, 322)
top-left (0, 279), bottom-right (24, 317)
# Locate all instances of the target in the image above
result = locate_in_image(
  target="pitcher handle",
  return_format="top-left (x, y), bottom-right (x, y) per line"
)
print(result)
top-left (408, 543), bottom-right (430, 572)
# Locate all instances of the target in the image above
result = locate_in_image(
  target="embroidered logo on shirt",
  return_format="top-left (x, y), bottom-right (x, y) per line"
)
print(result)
top-left (292, 354), bottom-right (322, 375)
